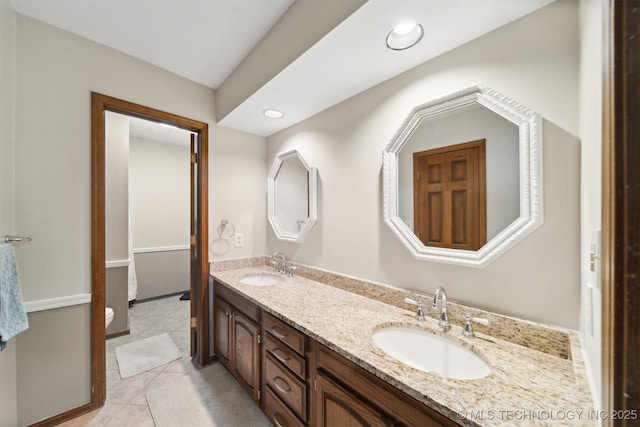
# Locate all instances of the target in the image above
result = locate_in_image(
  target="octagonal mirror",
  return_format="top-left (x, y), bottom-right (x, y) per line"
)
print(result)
top-left (268, 149), bottom-right (318, 243)
top-left (382, 84), bottom-right (543, 267)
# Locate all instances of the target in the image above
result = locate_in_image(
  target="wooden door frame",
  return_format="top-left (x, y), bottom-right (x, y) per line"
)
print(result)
top-left (602, 0), bottom-right (640, 421)
top-left (90, 92), bottom-right (210, 408)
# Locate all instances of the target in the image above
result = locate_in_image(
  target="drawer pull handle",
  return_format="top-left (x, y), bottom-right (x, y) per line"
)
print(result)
top-left (272, 348), bottom-right (291, 362)
top-left (271, 326), bottom-right (288, 340)
top-left (224, 310), bottom-right (230, 317)
top-left (273, 376), bottom-right (291, 394)
top-left (272, 412), bottom-right (286, 427)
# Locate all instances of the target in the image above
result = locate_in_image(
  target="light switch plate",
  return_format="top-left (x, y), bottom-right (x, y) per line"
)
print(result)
top-left (585, 282), bottom-right (593, 337)
top-left (591, 228), bottom-right (601, 290)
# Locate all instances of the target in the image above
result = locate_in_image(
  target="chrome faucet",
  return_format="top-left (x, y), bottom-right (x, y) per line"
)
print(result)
top-left (431, 287), bottom-right (451, 331)
top-left (404, 297), bottom-right (426, 321)
top-left (462, 314), bottom-right (490, 339)
top-left (271, 252), bottom-right (287, 273)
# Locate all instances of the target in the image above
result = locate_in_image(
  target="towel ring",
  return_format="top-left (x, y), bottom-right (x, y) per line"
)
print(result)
top-left (217, 220), bottom-right (235, 241)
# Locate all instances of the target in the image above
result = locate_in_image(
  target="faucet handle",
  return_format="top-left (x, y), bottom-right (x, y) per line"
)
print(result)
top-left (462, 314), bottom-right (489, 338)
top-left (404, 298), bottom-right (426, 321)
top-left (287, 265), bottom-right (297, 277)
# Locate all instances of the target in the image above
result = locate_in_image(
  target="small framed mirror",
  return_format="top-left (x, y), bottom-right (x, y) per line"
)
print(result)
top-left (268, 149), bottom-right (318, 242)
top-left (382, 84), bottom-right (543, 267)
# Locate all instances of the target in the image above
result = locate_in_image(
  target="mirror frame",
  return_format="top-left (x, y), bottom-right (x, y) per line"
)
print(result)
top-left (268, 149), bottom-right (318, 243)
top-left (382, 83), bottom-right (543, 267)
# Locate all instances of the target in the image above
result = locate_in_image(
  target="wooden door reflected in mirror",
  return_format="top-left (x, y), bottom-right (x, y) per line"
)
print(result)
top-left (413, 139), bottom-right (486, 251)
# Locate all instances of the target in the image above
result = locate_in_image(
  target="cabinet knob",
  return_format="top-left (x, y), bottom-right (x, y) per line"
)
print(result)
top-left (225, 310), bottom-right (230, 317)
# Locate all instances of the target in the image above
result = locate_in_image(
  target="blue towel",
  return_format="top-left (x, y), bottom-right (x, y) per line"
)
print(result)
top-left (0, 243), bottom-right (29, 350)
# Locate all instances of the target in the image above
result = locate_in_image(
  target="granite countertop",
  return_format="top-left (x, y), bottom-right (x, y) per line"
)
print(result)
top-left (212, 266), bottom-right (594, 426)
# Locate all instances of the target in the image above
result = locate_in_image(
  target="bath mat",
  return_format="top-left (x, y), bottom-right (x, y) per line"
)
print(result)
top-left (146, 363), bottom-right (270, 427)
top-left (115, 333), bottom-right (182, 379)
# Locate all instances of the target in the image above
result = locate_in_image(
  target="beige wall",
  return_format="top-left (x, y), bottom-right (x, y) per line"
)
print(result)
top-left (129, 137), bottom-right (190, 249)
top-left (210, 125), bottom-right (268, 259)
top-left (105, 266), bottom-right (128, 335)
top-left (0, 2), bottom-right (18, 426)
top-left (10, 13), bottom-right (267, 424)
top-left (105, 112), bottom-right (130, 262)
top-left (134, 250), bottom-right (190, 300)
top-left (267, 1), bottom-right (581, 329)
top-left (17, 305), bottom-right (91, 426)
top-left (129, 136), bottom-right (191, 300)
top-left (579, 0), bottom-right (604, 408)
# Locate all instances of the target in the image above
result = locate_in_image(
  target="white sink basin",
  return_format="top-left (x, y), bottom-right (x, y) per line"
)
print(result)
top-left (372, 326), bottom-right (490, 380)
top-left (239, 273), bottom-right (284, 286)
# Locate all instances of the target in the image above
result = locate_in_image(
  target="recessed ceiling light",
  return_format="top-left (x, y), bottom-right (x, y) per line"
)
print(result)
top-left (386, 22), bottom-right (424, 51)
top-left (263, 109), bottom-right (284, 119)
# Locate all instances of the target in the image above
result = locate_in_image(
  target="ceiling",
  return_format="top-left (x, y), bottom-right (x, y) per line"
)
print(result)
top-left (10, 0), bottom-right (294, 89)
top-left (10, 0), bottom-right (555, 137)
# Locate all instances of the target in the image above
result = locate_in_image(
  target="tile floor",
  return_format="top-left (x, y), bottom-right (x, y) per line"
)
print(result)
top-left (60, 295), bottom-right (195, 426)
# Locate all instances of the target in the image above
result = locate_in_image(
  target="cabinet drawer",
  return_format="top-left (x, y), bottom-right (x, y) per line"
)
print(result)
top-left (264, 333), bottom-right (306, 380)
top-left (264, 387), bottom-right (305, 427)
top-left (263, 312), bottom-right (306, 356)
top-left (265, 353), bottom-right (307, 421)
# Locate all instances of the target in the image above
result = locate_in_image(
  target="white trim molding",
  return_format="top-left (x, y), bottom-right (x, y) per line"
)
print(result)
top-left (133, 245), bottom-right (190, 254)
top-left (25, 293), bottom-right (92, 313)
top-left (382, 83), bottom-right (543, 267)
top-left (105, 259), bottom-right (130, 268)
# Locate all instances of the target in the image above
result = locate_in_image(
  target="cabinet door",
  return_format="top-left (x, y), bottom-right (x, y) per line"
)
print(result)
top-left (213, 297), bottom-right (232, 368)
top-left (316, 373), bottom-right (390, 427)
top-left (234, 311), bottom-right (261, 403)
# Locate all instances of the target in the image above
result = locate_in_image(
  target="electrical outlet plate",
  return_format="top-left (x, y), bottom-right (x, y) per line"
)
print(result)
top-left (234, 233), bottom-right (244, 248)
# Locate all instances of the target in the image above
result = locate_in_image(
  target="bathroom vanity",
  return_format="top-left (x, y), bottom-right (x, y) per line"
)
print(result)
top-left (212, 261), bottom-right (594, 427)
top-left (213, 277), bottom-right (454, 426)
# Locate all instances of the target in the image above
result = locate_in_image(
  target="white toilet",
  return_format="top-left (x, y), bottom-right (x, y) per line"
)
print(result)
top-left (105, 307), bottom-right (114, 329)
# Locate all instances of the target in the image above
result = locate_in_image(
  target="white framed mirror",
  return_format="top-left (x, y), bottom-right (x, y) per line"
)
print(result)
top-left (382, 83), bottom-right (543, 267)
top-left (268, 149), bottom-right (318, 243)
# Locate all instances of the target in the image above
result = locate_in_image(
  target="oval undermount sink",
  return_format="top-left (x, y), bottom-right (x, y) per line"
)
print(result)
top-left (372, 326), bottom-right (490, 380)
top-left (239, 273), bottom-right (284, 286)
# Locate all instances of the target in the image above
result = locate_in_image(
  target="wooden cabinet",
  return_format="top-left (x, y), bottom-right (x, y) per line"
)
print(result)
top-left (233, 311), bottom-right (261, 401)
top-left (213, 282), bottom-right (261, 403)
top-left (213, 296), bottom-right (232, 366)
top-left (315, 372), bottom-right (391, 427)
top-left (314, 342), bottom-right (458, 427)
top-left (264, 386), bottom-right (305, 427)
top-left (213, 279), bottom-right (457, 427)
top-left (262, 312), bottom-right (309, 426)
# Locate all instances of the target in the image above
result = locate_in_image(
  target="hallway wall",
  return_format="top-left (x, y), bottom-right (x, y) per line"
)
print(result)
top-left (11, 13), bottom-right (266, 425)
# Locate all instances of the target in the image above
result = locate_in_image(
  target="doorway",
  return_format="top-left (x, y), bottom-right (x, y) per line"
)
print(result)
top-left (90, 93), bottom-right (210, 408)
